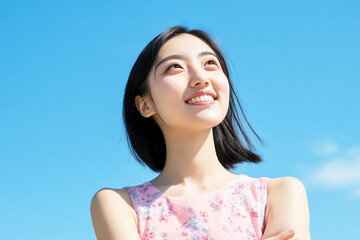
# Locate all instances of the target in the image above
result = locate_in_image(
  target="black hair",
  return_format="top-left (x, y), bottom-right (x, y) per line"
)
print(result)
top-left (123, 26), bottom-right (262, 172)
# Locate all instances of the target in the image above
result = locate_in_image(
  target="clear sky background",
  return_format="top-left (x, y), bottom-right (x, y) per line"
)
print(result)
top-left (0, 0), bottom-right (359, 239)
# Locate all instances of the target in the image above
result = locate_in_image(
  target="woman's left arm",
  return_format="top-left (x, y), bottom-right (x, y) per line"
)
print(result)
top-left (261, 177), bottom-right (311, 240)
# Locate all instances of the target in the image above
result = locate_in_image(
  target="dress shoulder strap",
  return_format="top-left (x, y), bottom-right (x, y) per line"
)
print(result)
top-left (125, 182), bottom-right (162, 208)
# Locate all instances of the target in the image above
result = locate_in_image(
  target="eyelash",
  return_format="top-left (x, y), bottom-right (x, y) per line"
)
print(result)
top-left (166, 64), bottom-right (182, 71)
top-left (165, 58), bottom-right (219, 72)
top-left (205, 59), bottom-right (217, 66)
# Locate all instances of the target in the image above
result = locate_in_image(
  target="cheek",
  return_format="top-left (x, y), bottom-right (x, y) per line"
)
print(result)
top-left (213, 74), bottom-right (230, 99)
top-left (152, 79), bottom-right (183, 99)
top-left (149, 79), bottom-right (186, 113)
top-left (214, 75), bottom-right (230, 116)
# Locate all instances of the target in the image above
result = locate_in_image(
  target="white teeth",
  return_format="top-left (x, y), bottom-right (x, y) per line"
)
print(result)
top-left (187, 95), bottom-right (215, 104)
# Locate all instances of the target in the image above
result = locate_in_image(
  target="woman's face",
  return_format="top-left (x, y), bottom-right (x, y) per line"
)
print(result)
top-left (145, 33), bottom-right (230, 132)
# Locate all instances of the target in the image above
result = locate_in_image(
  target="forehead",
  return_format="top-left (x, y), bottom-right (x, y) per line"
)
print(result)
top-left (156, 33), bottom-right (215, 59)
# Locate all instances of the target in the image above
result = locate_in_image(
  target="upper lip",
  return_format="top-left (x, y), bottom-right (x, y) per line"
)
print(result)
top-left (185, 90), bottom-right (217, 102)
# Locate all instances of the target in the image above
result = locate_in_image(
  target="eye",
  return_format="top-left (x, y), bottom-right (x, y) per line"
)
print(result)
top-left (205, 60), bottom-right (216, 66)
top-left (166, 64), bottom-right (182, 71)
top-left (204, 59), bottom-right (219, 70)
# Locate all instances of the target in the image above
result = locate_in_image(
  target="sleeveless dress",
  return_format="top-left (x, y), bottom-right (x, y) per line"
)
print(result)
top-left (126, 174), bottom-right (268, 240)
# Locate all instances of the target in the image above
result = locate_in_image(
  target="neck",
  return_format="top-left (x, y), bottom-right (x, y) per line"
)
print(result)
top-left (156, 128), bottom-right (232, 186)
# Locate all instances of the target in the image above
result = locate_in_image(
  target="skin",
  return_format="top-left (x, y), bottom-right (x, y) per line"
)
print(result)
top-left (90, 34), bottom-right (311, 240)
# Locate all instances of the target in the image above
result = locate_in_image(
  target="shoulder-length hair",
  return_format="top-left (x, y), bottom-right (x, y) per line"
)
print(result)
top-left (123, 26), bottom-right (262, 172)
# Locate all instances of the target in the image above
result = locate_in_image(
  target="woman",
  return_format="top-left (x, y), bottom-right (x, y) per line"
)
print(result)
top-left (91, 26), bottom-right (310, 240)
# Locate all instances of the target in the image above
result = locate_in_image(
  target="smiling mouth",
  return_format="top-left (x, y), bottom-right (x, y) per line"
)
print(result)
top-left (186, 95), bottom-right (215, 104)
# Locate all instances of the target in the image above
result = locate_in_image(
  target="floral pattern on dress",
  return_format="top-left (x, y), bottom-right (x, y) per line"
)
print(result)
top-left (126, 174), bottom-right (268, 240)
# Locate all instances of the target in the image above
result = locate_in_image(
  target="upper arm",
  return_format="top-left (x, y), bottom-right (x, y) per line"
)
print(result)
top-left (90, 188), bottom-right (141, 240)
top-left (261, 177), bottom-right (311, 240)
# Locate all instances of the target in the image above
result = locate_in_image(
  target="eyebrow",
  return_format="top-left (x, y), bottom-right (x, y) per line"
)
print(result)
top-left (155, 51), bottom-right (218, 72)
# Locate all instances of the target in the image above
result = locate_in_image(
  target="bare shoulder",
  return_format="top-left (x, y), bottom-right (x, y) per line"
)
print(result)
top-left (90, 188), bottom-right (140, 240)
top-left (266, 176), bottom-right (309, 216)
top-left (262, 177), bottom-right (311, 240)
top-left (267, 176), bottom-right (307, 195)
top-left (91, 187), bottom-right (134, 211)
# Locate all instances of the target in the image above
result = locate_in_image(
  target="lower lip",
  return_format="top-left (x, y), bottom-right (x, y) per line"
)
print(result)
top-left (187, 100), bottom-right (216, 106)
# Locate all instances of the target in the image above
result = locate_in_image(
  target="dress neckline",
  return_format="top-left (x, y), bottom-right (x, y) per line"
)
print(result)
top-left (146, 174), bottom-right (243, 199)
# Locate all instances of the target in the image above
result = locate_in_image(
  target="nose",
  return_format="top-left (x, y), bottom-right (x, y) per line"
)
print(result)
top-left (188, 67), bottom-right (210, 88)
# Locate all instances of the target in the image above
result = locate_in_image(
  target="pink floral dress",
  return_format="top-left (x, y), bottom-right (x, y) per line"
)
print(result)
top-left (126, 174), bottom-right (268, 240)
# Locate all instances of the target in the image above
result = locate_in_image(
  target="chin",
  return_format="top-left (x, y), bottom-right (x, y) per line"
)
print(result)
top-left (190, 117), bottom-right (225, 130)
top-left (196, 112), bottom-right (226, 124)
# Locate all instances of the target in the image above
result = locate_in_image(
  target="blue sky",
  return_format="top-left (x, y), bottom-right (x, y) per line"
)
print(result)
top-left (0, 0), bottom-right (359, 239)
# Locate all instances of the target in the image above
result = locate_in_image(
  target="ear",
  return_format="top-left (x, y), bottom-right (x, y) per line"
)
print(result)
top-left (135, 95), bottom-right (156, 118)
